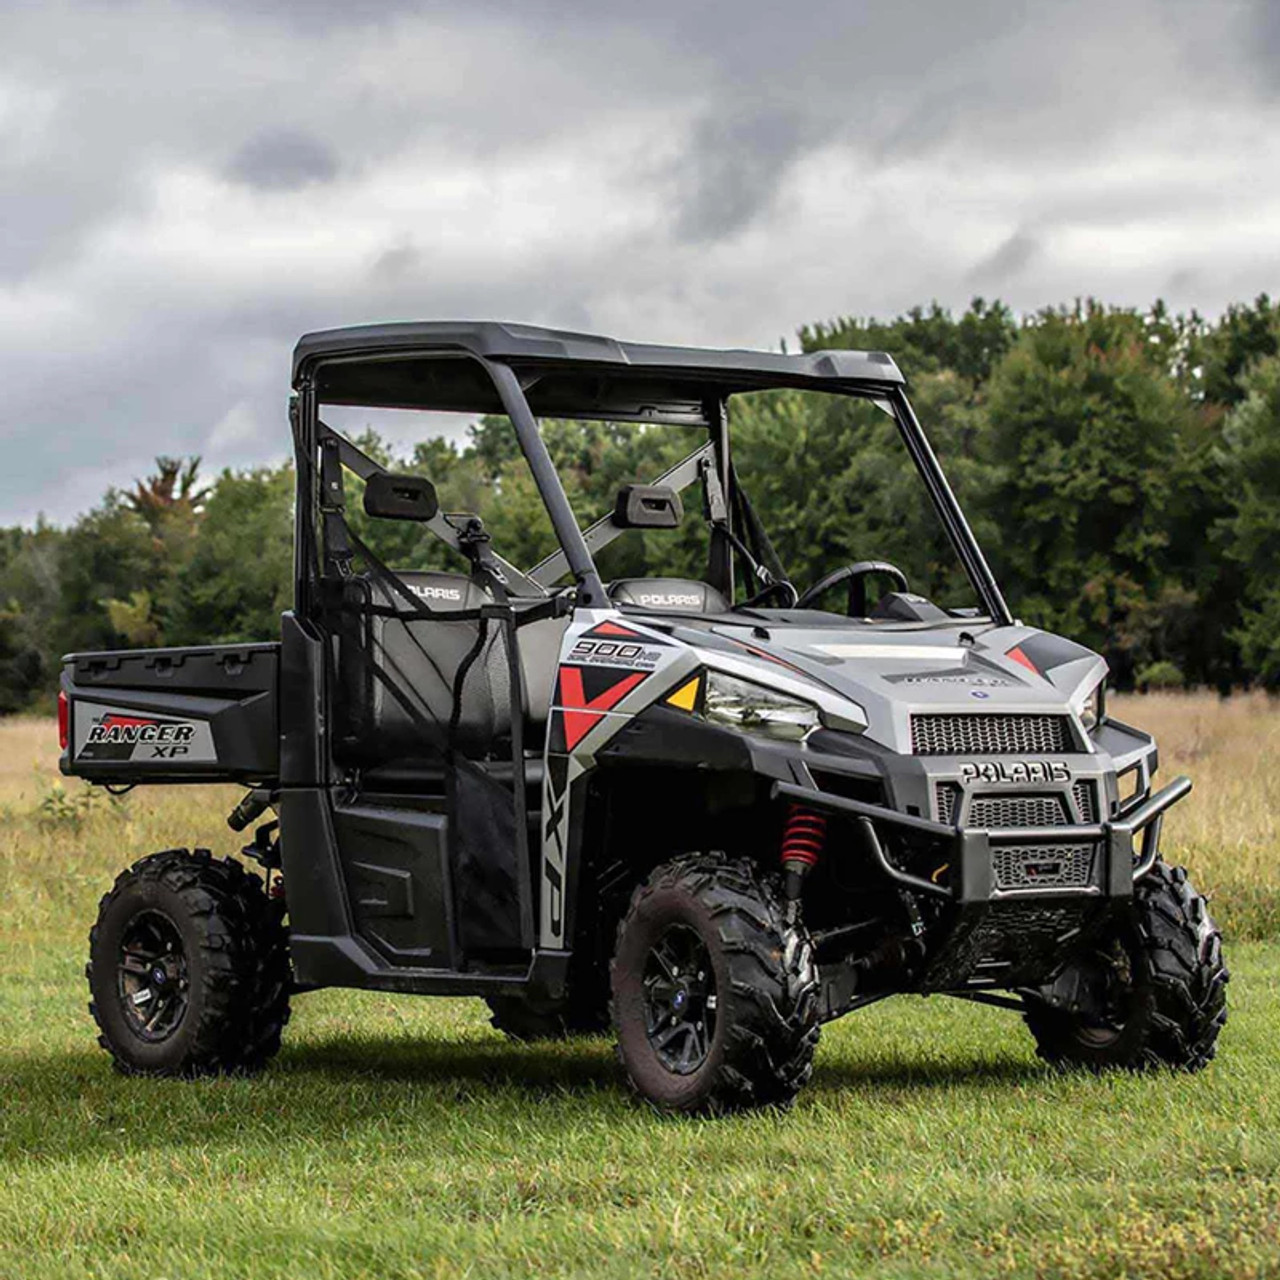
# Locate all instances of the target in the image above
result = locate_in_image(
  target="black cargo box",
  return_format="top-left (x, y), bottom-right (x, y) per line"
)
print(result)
top-left (60, 642), bottom-right (280, 784)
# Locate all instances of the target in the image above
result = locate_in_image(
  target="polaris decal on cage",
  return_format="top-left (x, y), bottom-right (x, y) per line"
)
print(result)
top-left (73, 704), bottom-right (217, 763)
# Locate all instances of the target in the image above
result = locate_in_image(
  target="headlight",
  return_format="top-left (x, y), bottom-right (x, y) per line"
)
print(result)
top-left (1080, 680), bottom-right (1106, 732)
top-left (703, 671), bottom-right (820, 741)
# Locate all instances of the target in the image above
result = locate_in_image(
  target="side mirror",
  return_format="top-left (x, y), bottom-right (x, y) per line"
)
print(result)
top-left (613, 483), bottom-right (683, 530)
top-left (363, 473), bottom-right (439, 522)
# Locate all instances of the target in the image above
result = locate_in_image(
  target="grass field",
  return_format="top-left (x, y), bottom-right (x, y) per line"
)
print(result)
top-left (1, 694), bottom-right (1278, 1278)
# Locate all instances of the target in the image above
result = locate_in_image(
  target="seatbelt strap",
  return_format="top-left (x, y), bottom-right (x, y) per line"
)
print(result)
top-left (730, 464), bottom-right (790, 590)
top-left (319, 436), bottom-right (354, 577)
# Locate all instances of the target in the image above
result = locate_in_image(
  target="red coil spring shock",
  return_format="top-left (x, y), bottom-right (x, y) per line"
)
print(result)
top-left (781, 804), bottom-right (827, 872)
top-left (780, 803), bottom-right (826, 924)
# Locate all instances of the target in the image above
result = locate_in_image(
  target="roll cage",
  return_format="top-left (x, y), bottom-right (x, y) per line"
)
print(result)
top-left (289, 320), bottom-right (1013, 628)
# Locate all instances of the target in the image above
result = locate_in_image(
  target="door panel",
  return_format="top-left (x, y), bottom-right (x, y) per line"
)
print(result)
top-left (332, 802), bottom-right (455, 968)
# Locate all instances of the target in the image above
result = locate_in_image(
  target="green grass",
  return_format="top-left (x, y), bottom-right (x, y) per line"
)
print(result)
top-left (2, 937), bottom-right (1279, 1279)
top-left (3, 704), bottom-right (1280, 1278)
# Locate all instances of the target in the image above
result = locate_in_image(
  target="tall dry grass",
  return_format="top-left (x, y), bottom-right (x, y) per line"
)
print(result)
top-left (0, 717), bottom-right (241, 946)
top-left (1111, 690), bottom-right (1280, 936)
top-left (1, 693), bottom-right (1277, 944)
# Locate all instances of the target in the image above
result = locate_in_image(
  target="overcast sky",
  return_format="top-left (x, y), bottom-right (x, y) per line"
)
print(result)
top-left (2, 0), bottom-right (1277, 526)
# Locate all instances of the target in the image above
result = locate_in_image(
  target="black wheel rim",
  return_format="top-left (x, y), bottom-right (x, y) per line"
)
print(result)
top-left (117, 910), bottom-right (190, 1043)
top-left (642, 924), bottom-right (717, 1075)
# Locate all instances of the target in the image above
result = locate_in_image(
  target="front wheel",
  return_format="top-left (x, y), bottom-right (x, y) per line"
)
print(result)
top-left (610, 854), bottom-right (820, 1114)
top-left (1024, 861), bottom-right (1228, 1071)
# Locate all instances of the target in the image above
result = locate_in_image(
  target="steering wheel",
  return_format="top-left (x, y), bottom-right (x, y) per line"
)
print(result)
top-left (795, 560), bottom-right (909, 617)
top-left (741, 578), bottom-right (800, 610)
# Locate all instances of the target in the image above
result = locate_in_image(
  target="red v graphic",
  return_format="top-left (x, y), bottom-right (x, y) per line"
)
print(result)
top-left (558, 666), bottom-right (647, 750)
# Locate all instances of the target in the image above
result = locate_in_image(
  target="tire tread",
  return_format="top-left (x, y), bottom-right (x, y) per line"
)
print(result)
top-left (611, 852), bottom-right (821, 1114)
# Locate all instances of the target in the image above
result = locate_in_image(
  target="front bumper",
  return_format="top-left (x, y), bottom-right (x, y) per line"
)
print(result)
top-left (774, 774), bottom-right (1191, 904)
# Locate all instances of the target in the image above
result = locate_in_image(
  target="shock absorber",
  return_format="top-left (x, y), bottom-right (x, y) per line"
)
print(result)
top-left (780, 803), bottom-right (827, 924)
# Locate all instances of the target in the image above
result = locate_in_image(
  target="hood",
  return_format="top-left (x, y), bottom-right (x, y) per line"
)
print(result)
top-left (685, 620), bottom-right (1106, 755)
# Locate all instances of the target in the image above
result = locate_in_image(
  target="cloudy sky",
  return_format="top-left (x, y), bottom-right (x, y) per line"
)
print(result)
top-left (2, 0), bottom-right (1277, 526)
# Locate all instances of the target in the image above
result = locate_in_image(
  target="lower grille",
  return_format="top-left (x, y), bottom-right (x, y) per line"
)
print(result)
top-left (970, 793), bottom-right (1069, 829)
top-left (992, 844), bottom-right (1095, 891)
top-left (935, 786), bottom-right (1077, 829)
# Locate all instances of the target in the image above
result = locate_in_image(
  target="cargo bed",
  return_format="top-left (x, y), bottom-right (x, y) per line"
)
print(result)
top-left (60, 642), bottom-right (279, 784)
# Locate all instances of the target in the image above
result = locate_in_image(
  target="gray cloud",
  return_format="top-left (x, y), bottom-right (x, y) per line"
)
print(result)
top-left (226, 129), bottom-right (339, 192)
top-left (968, 232), bottom-right (1043, 289)
top-left (2, 0), bottom-right (1280, 526)
top-left (671, 110), bottom-right (821, 244)
top-left (370, 241), bottom-right (422, 286)
top-left (1244, 0), bottom-right (1280, 89)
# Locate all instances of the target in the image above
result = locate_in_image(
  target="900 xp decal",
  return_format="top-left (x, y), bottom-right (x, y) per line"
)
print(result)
top-left (540, 615), bottom-right (690, 946)
top-left (73, 704), bottom-right (216, 763)
top-left (548, 619), bottom-right (680, 753)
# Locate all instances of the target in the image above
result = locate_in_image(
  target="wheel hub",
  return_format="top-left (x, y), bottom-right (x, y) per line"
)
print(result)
top-left (117, 910), bottom-right (190, 1043)
top-left (1038, 936), bottom-right (1137, 1047)
top-left (642, 924), bottom-right (717, 1076)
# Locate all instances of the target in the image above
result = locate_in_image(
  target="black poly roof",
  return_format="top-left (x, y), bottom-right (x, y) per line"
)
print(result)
top-left (291, 320), bottom-right (904, 388)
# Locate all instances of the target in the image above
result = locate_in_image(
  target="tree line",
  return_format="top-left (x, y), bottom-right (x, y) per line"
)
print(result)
top-left (3, 294), bottom-right (1279, 713)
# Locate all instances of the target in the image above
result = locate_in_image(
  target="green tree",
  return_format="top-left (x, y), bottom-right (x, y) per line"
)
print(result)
top-left (979, 302), bottom-right (1210, 683)
top-left (801, 298), bottom-right (1018, 387)
top-left (123, 456), bottom-right (210, 532)
top-left (1218, 355), bottom-right (1280, 687)
top-left (1190, 294), bottom-right (1280, 408)
top-left (53, 497), bottom-right (155, 657)
top-left (168, 465), bottom-right (295, 645)
top-left (4, 292), bottom-right (1280, 711)
top-left (0, 522), bottom-right (64, 709)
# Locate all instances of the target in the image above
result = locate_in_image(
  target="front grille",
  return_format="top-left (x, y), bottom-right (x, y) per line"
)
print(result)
top-left (970, 794), bottom-right (1069, 829)
top-left (911, 713), bottom-right (1073, 756)
top-left (992, 844), bottom-right (1095, 891)
top-left (1072, 779), bottom-right (1098, 822)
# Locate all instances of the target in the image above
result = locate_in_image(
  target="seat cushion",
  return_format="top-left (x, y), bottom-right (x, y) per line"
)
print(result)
top-left (514, 608), bottom-right (569, 741)
top-left (608, 578), bottom-right (730, 614)
top-left (338, 572), bottom-right (568, 765)
top-left (340, 571), bottom-right (511, 760)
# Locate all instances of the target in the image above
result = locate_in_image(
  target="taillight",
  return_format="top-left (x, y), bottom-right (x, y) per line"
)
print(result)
top-left (57, 690), bottom-right (69, 750)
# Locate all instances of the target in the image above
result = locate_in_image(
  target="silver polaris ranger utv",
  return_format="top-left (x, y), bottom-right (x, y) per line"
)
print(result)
top-left (64, 322), bottom-right (1227, 1113)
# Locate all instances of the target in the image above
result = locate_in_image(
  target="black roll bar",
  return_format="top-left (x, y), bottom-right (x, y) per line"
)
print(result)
top-left (481, 359), bottom-right (608, 608)
top-left (888, 387), bottom-right (1013, 628)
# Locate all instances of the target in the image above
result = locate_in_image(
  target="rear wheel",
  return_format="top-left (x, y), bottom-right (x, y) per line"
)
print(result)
top-left (87, 848), bottom-right (291, 1076)
top-left (610, 853), bottom-right (820, 1114)
top-left (1024, 860), bottom-right (1227, 1071)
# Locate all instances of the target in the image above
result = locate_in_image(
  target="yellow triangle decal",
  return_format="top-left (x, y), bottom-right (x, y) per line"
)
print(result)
top-left (666, 676), bottom-right (700, 712)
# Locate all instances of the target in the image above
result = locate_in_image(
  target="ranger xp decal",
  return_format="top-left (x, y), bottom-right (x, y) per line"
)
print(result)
top-left (73, 704), bottom-right (217, 763)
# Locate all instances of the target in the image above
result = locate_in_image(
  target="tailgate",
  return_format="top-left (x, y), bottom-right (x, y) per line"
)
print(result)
top-left (60, 642), bottom-right (280, 784)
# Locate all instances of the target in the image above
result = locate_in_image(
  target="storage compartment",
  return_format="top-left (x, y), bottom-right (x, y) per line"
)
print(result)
top-left (60, 642), bottom-right (280, 784)
top-left (332, 803), bottom-right (454, 968)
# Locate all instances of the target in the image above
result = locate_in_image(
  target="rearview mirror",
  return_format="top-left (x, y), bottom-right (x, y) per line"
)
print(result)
top-left (613, 483), bottom-right (683, 530)
top-left (363, 473), bottom-right (439, 522)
